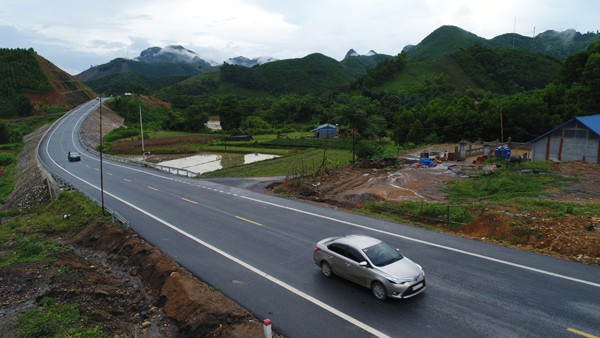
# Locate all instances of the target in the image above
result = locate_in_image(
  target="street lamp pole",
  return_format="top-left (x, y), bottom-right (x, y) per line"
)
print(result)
top-left (139, 101), bottom-right (145, 155)
top-left (99, 97), bottom-right (105, 215)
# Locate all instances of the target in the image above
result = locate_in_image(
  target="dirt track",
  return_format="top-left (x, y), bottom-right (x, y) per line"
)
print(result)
top-left (270, 155), bottom-right (600, 266)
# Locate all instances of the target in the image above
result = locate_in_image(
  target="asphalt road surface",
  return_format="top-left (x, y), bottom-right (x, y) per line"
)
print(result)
top-left (38, 100), bottom-right (600, 338)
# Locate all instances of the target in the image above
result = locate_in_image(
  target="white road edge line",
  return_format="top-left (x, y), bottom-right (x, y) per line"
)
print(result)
top-left (44, 110), bottom-right (392, 338)
top-left (240, 195), bottom-right (600, 289)
top-left (58, 104), bottom-right (600, 289)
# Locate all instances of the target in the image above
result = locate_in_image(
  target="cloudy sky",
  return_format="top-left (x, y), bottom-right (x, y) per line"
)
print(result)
top-left (1, 0), bottom-right (598, 75)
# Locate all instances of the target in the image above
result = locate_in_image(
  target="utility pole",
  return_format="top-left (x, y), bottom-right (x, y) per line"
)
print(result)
top-left (500, 112), bottom-right (504, 143)
top-left (139, 100), bottom-right (145, 155)
top-left (98, 97), bottom-right (105, 215)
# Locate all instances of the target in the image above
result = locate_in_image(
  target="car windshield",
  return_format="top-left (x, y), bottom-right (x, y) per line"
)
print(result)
top-left (362, 242), bottom-right (403, 267)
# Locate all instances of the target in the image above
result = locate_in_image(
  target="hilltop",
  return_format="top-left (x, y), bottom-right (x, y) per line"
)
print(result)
top-left (406, 25), bottom-right (600, 60)
top-left (0, 48), bottom-right (95, 118)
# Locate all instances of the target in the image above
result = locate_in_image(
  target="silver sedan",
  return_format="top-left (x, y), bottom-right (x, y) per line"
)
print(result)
top-left (313, 235), bottom-right (425, 300)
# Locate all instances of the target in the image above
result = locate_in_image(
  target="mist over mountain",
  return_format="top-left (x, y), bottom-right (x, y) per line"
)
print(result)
top-left (135, 45), bottom-right (213, 68)
top-left (343, 49), bottom-right (379, 59)
top-left (225, 56), bottom-right (278, 67)
top-left (407, 25), bottom-right (600, 60)
top-left (74, 25), bottom-right (599, 98)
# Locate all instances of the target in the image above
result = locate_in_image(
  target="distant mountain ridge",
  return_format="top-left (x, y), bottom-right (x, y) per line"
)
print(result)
top-left (343, 49), bottom-right (379, 59)
top-left (225, 56), bottom-right (278, 67)
top-left (77, 25), bottom-right (599, 96)
top-left (135, 45), bottom-right (213, 68)
top-left (406, 25), bottom-right (600, 60)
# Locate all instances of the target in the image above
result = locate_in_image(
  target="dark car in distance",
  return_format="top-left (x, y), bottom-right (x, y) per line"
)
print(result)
top-left (67, 151), bottom-right (81, 162)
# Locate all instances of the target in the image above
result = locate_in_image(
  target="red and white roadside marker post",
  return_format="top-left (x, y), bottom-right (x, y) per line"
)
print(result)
top-left (263, 318), bottom-right (272, 338)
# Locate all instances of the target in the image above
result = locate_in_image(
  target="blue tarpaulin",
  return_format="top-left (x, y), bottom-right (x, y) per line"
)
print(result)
top-left (419, 158), bottom-right (435, 167)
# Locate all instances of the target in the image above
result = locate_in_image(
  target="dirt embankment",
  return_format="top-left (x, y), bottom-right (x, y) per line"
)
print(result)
top-left (1, 108), bottom-right (277, 337)
top-left (270, 155), bottom-right (600, 266)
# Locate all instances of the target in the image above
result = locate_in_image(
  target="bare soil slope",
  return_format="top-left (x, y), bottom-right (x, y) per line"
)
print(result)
top-left (270, 154), bottom-right (600, 266)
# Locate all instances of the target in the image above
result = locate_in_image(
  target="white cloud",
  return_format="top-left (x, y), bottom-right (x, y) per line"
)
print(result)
top-left (0, 0), bottom-right (598, 74)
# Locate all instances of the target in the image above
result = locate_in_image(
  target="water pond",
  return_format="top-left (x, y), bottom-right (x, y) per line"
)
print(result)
top-left (156, 152), bottom-right (278, 175)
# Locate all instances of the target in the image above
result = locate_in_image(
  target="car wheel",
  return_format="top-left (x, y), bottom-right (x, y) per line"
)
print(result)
top-left (371, 281), bottom-right (387, 301)
top-left (320, 261), bottom-right (333, 278)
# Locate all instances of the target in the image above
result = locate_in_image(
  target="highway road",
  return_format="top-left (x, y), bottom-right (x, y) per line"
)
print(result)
top-left (38, 100), bottom-right (600, 338)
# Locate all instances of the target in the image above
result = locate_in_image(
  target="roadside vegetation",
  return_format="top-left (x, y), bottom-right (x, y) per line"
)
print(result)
top-left (0, 192), bottom-right (112, 336)
top-left (0, 192), bottom-right (98, 266)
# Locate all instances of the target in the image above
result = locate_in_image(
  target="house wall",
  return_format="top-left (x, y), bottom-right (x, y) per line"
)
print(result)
top-left (316, 129), bottom-right (337, 139)
top-left (531, 121), bottom-right (600, 163)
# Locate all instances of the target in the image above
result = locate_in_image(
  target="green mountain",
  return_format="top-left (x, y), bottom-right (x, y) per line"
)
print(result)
top-left (377, 44), bottom-right (561, 95)
top-left (77, 57), bottom-right (214, 95)
top-left (0, 48), bottom-right (95, 118)
top-left (77, 58), bottom-right (205, 81)
top-left (407, 25), bottom-right (600, 61)
top-left (341, 52), bottom-right (394, 78)
top-left (216, 53), bottom-right (357, 95)
top-left (490, 29), bottom-right (600, 59)
top-left (406, 26), bottom-right (488, 60)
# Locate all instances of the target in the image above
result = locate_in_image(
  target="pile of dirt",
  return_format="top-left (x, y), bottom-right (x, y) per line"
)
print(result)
top-left (0, 219), bottom-right (270, 337)
top-left (270, 154), bottom-right (600, 266)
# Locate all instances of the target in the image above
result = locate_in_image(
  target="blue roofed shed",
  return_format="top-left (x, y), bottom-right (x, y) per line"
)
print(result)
top-left (311, 123), bottom-right (338, 139)
top-left (529, 114), bottom-right (600, 163)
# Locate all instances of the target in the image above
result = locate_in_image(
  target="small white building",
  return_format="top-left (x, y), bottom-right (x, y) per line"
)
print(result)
top-left (529, 114), bottom-right (600, 163)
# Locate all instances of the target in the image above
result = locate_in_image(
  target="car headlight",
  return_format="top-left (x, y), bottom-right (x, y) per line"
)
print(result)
top-left (385, 276), bottom-right (413, 284)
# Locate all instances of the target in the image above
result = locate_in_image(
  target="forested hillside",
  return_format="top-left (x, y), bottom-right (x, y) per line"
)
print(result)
top-left (406, 26), bottom-right (487, 60)
top-left (82, 26), bottom-right (600, 152)
top-left (1, 48), bottom-right (96, 118)
top-left (407, 25), bottom-right (600, 61)
top-left (219, 53), bottom-right (354, 95)
top-left (0, 48), bottom-right (96, 145)
top-left (76, 58), bottom-right (209, 95)
top-left (0, 48), bottom-right (51, 117)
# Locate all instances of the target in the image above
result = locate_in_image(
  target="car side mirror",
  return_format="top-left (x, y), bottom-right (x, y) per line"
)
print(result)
top-left (359, 261), bottom-right (368, 268)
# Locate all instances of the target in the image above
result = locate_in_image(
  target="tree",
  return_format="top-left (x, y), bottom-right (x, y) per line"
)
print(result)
top-left (183, 105), bottom-right (209, 132)
top-left (580, 52), bottom-right (600, 113)
top-left (216, 95), bottom-right (241, 131)
top-left (0, 122), bottom-right (10, 144)
top-left (240, 116), bottom-right (272, 133)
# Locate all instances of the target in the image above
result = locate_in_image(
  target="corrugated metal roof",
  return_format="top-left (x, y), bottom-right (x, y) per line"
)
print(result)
top-left (312, 123), bottom-right (337, 131)
top-left (577, 114), bottom-right (600, 135)
top-left (529, 113), bottom-right (600, 143)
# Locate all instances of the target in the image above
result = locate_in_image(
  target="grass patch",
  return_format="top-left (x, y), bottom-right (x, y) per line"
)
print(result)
top-left (0, 162), bottom-right (16, 204)
top-left (201, 149), bottom-right (353, 178)
top-left (0, 192), bottom-right (101, 266)
top-left (0, 192), bottom-right (99, 244)
top-left (363, 200), bottom-right (477, 227)
top-left (17, 297), bottom-right (105, 338)
top-left (201, 145), bottom-right (290, 155)
top-left (446, 161), bottom-right (560, 203)
top-left (0, 234), bottom-right (65, 266)
top-left (0, 146), bottom-right (19, 203)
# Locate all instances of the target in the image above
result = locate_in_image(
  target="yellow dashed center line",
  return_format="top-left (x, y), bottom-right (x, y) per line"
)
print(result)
top-left (568, 328), bottom-right (598, 338)
top-left (236, 216), bottom-right (263, 227)
top-left (147, 186), bottom-right (159, 191)
top-left (181, 197), bottom-right (198, 205)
